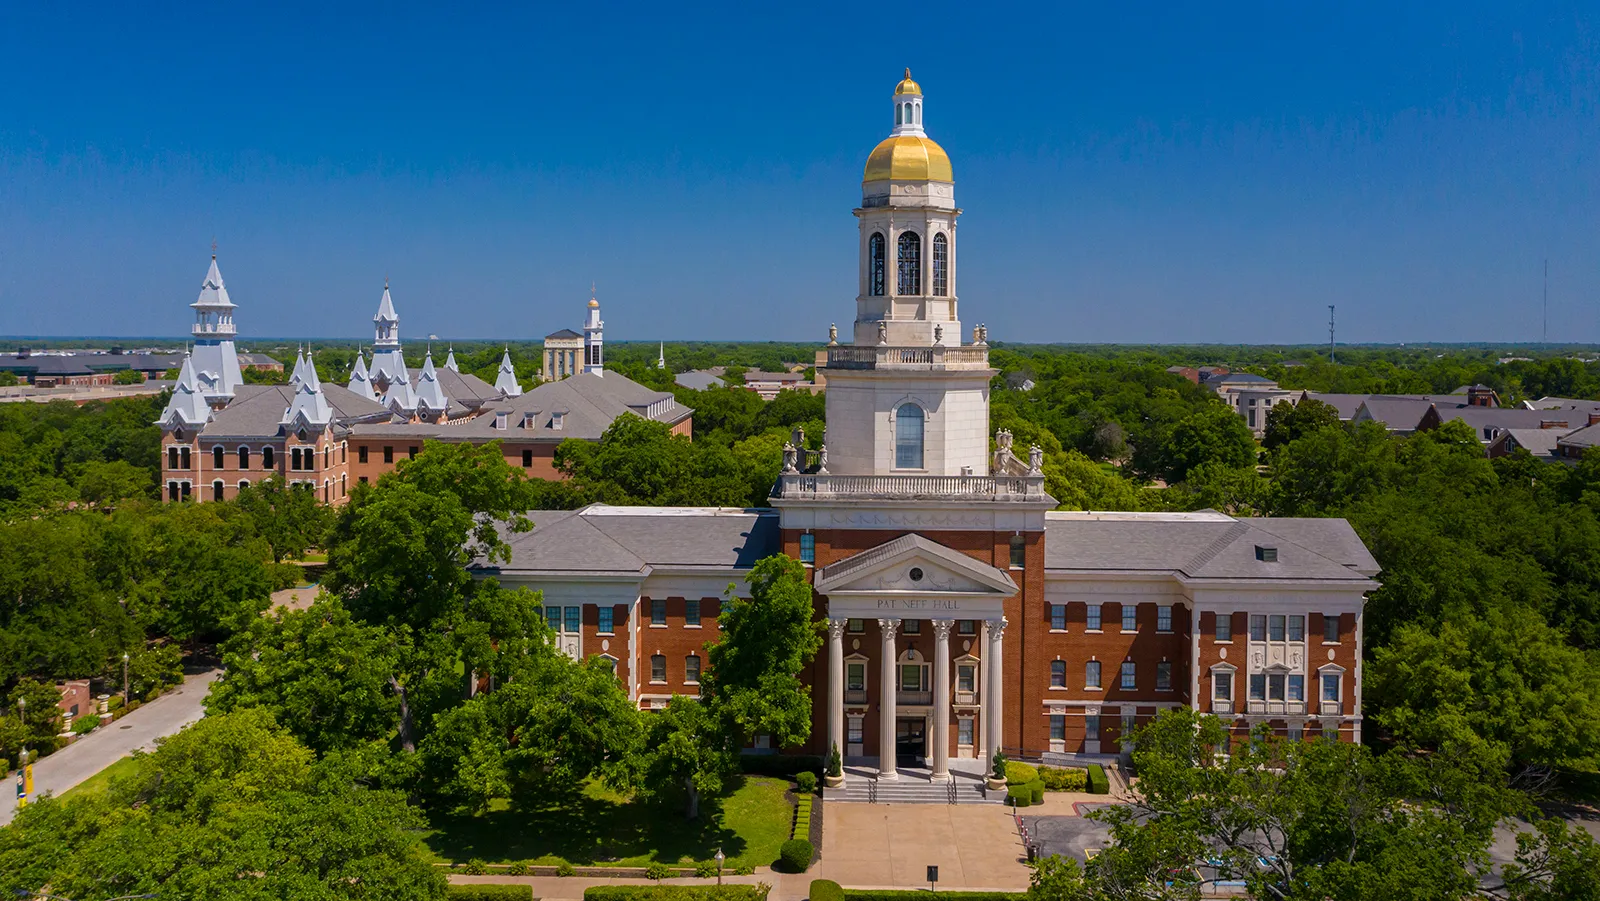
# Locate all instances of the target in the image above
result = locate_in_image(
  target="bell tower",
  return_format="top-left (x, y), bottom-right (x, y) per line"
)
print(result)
top-left (819, 70), bottom-right (993, 478)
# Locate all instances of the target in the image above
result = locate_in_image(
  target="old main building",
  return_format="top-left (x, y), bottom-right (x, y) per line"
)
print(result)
top-left (480, 72), bottom-right (1378, 788)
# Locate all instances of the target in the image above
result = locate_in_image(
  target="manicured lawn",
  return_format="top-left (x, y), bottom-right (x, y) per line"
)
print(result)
top-left (422, 775), bottom-right (793, 869)
top-left (61, 754), bottom-right (140, 799)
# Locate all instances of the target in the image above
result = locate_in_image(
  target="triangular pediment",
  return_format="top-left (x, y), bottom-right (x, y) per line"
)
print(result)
top-left (814, 533), bottom-right (1017, 596)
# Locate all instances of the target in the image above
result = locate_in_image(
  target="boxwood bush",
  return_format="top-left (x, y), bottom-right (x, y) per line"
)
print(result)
top-left (780, 837), bottom-right (814, 872)
top-left (1006, 783), bottom-right (1031, 807)
top-left (1029, 780), bottom-right (1044, 804)
top-left (447, 887), bottom-right (533, 901)
top-left (810, 880), bottom-right (845, 901)
top-left (1087, 763), bottom-right (1110, 794)
top-left (1004, 760), bottom-right (1038, 785)
top-left (1038, 766), bottom-right (1088, 791)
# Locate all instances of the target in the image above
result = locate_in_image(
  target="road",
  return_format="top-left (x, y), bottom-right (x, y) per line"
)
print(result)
top-left (1, 667), bottom-right (219, 826)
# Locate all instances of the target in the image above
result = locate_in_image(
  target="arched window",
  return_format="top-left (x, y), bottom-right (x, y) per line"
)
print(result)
top-left (894, 403), bottom-right (925, 469)
top-left (897, 232), bottom-right (921, 296)
top-left (212, 446), bottom-right (225, 470)
top-left (238, 479), bottom-right (250, 491)
top-left (238, 446), bottom-right (251, 469)
top-left (212, 480), bottom-right (224, 502)
top-left (262, 446), bottom-right (275, 469)
top-left (932, 233), bottom-right (949, 296)
top-left (868, 233), bottom-right (886, 296)
top-left (896, 103), bottom-right (904, 126)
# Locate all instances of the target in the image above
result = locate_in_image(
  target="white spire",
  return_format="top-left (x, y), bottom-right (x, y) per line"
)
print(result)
top-left (657, 342), bottom-right (665, 370)
top-left (288, 346), bottom-right (311, 388)
top-left (157, 352), bottom-right (213, 429)
top-left (188, 252), bottom-right (243, 400)
top-left (347, 352), bottom-right (376, 400)
top-left (368, 281), bottom-right (415, 411)
top-left (413, 350), bottom-right (450, 416)
top-left (444, 346), bottom-right (459, 372)
top-left (373, 281), bottom-right (400, 347)
top-left (494, 348), bottom-right (522, 397)
top-left (282, 350), bottom-right (332, 428)
top-left (583, 285), bottom-right (605, 377)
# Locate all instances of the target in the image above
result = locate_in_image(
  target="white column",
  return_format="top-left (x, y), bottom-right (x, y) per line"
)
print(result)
top-left (877, 618), bottom-right (899, 780)
top-left (827, 618), bottom-right (846, 770)
top-left (931, 619), bottom-right (953, 781)
top-left (986, 617), bottom-right (1007, 764)
top-left (976, 619), bottom-right (989, 766)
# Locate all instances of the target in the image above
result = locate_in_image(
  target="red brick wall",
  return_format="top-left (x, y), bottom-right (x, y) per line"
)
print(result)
top-left (636, 596), bottom-right (721, 704)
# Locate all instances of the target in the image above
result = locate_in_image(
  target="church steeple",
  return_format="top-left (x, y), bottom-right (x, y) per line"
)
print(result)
top-left (494, 348), bottom-right (522, 398)
top-left (282, 349), bottom-right (333, 428)
top-left (414, 350), bottom-right (450, 419)
top-left (347, 352), bottom-right (376, 400)
top-left (367, 281), bottom-right (417, 413)
top-left (444, 346), bottom-right (459, 372)
top-left (583, 285), bottom-right (605, 376)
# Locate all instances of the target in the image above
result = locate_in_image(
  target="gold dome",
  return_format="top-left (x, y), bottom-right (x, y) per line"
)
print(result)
top-left (588, 298), bottom-right (599, 308)
top-left (894, 67), bottom-right (921, 96)
top-left (864, 134), bottom-right (953, 182)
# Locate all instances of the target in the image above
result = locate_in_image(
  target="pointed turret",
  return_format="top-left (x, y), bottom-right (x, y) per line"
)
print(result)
top-left (494, 348), bottom-right (522, 398)
top-left (282, 350), bottom-right (332, 428)
top-left (157, 352), bottom-right (214, 429)
top-left (366, 281), bottom-right (417, 412)
top-left (288, 346), bottom-right (311, 388)
top-left (657, 342), bottom-right (665, 370)
top-left (413, 350), bottom-right (450, 417)
top-left (347, 352), bottom-right (376, 400)
top-left (188, 252), bottom-right (244, 400)
top-left (444, 347), bottom-right (459, 372)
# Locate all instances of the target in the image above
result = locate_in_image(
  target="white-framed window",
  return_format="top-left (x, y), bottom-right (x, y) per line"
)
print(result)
top-left (847, 715), bottom-right (864, 746)
top-left (1288, 615), bottom-right (1304, 642)
top-left (1009, 534), bottom-right (1025, 568)
top-left (1049, 714), bottom-right (1066, 741)
top-left (1120, 661), bottom-right (1136, 690)
top-left (651, 598), bottom-right (666, 626)
top-left (868, 233), bottom-right (886, 296)
top-left (902, 619), bottom-right (921, 635)
top-left (597, 606), bottom-right (614, 634)
top-left (1085, 660), bottom-right (1102, 689)
top-left (958, 619), bottom-right (975, 635)
top-left (650, 654), bottom-right (666, 683)
top-left (1323, 615), bottom-right (1340, 643)
top-left (1086, 605), bottom-right (1102, 631)
top-left (1121, 604), bottom-right (1137, 632)
top-left (1050, 605), bottom-right (1066, 630)
top-left (1121, 711), bottom-right (1137, 740)
top-left (1288, 674), bottom-right (1305, 701)
top-left (957, 664), bottom-right (975, 693)
top-left (957, 718), bottom-right (974, 747)
top-left (685, 655), bottom-right (701, 684)
top-left (1215, 614), bottom-right (1232, 642)
top-left (1249, 673), bottom-right (1266, 700)
top-left (799, 533), bottom-right (815, 563)
top-left (897, 231), bottom-right (922, 295)
top-left (1050, 660), bottom-right (1066, 688)
top-left (894, 403), bottom-right (925, 469)
top-left (1269, 615), bottom-right (1286, 642)
top-left (1250, 615), bottom-right (1267, 641)
top-left (847, 662), bottom-right (866, 692)
top-left (1289, 722), bottom-right (1303, 742)
top-left (848, 618), bottom-right (865, 633)
top-left (1085, 714), bottom-right (1100, 738)
top-left (932, 233), bottom-right (949, 296)
top-left (1268, 672), bottom-right (1286, 701)
top-left (1156, 661), bottom-right (1172, 691)
top-left (1321, 673), bottom-right (1341, 702)
top-left (685, 598), bottom-right (701, 626)
top-left (1213, 671), bottom-right (1232, 701)
top-left (1157, 605), bottom-right (1172, 632)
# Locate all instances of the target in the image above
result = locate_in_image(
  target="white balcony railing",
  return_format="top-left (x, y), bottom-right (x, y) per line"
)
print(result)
top-left (824, 344), bottom-right (991, 371)
top-left (896, 690), bottom-right (933, 706)
top-left (953, 690), bottom-right (979, 707)
top-left (845, 689), bottom-right (868, 705)
top-left (773, 472), bottom-right (1047, 501)
top-left (1319, 700), bottom-right (1344, 717)
top-left (1212, 699), bottom-right (1234, 715)
top-left (1246, 700), bottom-right (1307, 716)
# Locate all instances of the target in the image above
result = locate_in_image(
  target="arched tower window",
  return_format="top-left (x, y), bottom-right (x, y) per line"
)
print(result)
top-left (894, 403), bottom-right (925, 469)
top-left (868, 233), bottom-right (886, 296)
top-left (897, 232), bottom-right (922, 296)
top-left (932, 233), bottom-right (949, 296)
top-left (895, 104), bottom-right (904, 126)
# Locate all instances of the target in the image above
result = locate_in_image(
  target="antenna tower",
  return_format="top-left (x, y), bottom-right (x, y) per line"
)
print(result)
top-left (1328, 305), bottom-right (1336, 364)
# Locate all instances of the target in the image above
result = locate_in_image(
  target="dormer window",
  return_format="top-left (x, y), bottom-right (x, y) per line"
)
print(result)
top-left (494, 412), bottom-right (508, 430)
top-left (551, 411), bottom-right (565, 430)
top-left (1255, 545), bottom-right (1278, 562)
top-left (522, 412), bottom-right (538, 429)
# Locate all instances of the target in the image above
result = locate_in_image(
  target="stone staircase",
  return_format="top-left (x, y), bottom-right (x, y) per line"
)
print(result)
top-left (828, 766), bottom-right (1002, 804)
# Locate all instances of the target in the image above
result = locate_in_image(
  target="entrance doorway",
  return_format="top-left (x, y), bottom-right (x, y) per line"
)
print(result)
top-left (895, 717), bottom-right (926, 768)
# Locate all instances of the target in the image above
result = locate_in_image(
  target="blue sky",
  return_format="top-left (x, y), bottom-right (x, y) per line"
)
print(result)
top-left (1, 3), bottom-right (1596, 344)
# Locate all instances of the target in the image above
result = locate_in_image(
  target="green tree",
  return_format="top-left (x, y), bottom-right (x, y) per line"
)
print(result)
top-left (638, 696), bottom-right (735, 819)
top-left (70, 459), bottom-right (153, 505)
top-left (111, 368), bottom-right (145, 385)
top-left (703, 554), bottom-right (823, 748)
top-left (1261, 397), bottom-right (1342, 449)
top-left (1154, 404), bottom-right (1258, 483)
top-left (234, 476), bottom-right (331, 563)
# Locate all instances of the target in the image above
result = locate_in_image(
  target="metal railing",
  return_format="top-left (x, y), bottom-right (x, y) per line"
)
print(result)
top-left (1246, 700), bottom-right (1307, 716)
top-left (845, 689), bottom-right (868, 705)
top-left (824, 344), bottom-right (991, 371)
top-left (773, 472), bottom-right (1047, 501)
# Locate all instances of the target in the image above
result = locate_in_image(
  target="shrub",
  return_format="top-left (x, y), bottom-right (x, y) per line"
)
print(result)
top-left (992, 749), bottom-right (1007, 780)
top-left (1087, 764), bottom-right (1110, 794)
top-left (507, 862), bottom-right (529, 876)
top-left (71, 717), bottom-right (98, 736)
top-left (1029, 780), bottom-right (1044, 805)
top-left (557, 861), bottom-right (576, 877)
top-left (810, 880), bottom-right (845, 901)
top-left (733, 864), bottom-right (755, 876)
top-left (270, 562), bottom-right (302, 591)
top-left (584, 887), bottom-right (769, 901)
top-left (779, 838), bottom-right (814, 872)
top-left (447, 887), bottom-right (533, 901)
top-left (0, 757), bottom-right (9, 774)
top-left (1038, 766), bottom-right (1088, 792)
top-left (739, 754), bottom-right (823, 778)
top-left (1004, 760), bottom-right (1038, 785)
top-left (106, 695), bottom-right (124, 711)
top-left (796, 770), bottom-right (818, 794)
top-left (1006, 784), bottom-right (1031, 807)
top-left (695, 860), bottom-right (719, 878)
top-left (645, 862), bottom-right (676, 880)
top-left (827, 743), bottom-right (842, 777)
top-left (462, 858), bottom-right (488, 875)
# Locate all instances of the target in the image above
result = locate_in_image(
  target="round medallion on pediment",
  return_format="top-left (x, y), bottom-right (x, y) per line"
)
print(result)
top-left (909, 567), bottom-right (924, 582)
top-left (1219, 647), bottom-right (1227, 660)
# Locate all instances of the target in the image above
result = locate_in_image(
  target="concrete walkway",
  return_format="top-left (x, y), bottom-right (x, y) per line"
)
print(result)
top-left (1, 668), bottom-right (220, 826)
top-left (449, 871), bottom-right (815, 901)
top-left (820, 800), bottom-right (1031, 890)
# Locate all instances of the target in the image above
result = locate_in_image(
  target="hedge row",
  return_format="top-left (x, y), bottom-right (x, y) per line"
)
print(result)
top-left (793, 795), bottom-right (813, 838)
top-left (738, 754), bottom-right (823, 778)
top-left (1038, 766), bottom-right (1088, 791)
top-left (1005, 780), bottom-right (1044, 807)
top-left (584, 887), bottom-right (768, 901)
top-left (1087, 764), bottom-right (1110, 794)
top-left (1003, 760), bottom-right (1038, 785)
top-left (447, 887), bottom-right (534, 901)
top-left (810, 880), bottom-right (845, 901)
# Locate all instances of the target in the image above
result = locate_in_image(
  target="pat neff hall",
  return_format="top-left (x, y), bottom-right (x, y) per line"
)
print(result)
top-left (479, 72), bottom-right (1379, 784)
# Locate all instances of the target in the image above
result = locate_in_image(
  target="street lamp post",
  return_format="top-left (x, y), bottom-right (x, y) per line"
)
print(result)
top-left (714, 847), bottom-right (725, 886)
top-left (123, 652), bottom-right (130, 701)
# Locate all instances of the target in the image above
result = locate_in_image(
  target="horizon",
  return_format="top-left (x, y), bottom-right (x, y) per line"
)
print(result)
top-left (2, 4), bottom-right (1596, 344)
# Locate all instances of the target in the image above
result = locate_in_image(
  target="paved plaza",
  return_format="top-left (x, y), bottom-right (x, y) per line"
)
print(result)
top-left (820, 800), bottom-right (1032, 889)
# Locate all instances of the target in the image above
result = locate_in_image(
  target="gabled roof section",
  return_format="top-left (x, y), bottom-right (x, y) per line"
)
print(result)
top-left (545, 328), bottom-right (583, 340)
top-left (444, 348), bottom-right (459, 372)
top-left (494, 349), bottom-right (522, 398)
top-left (414, 351), bottom-right (450, 414)
top-left (815, 533), bottom-right (1018, 596)
top-left (281, 352), bottom-right (333, 428)
top-left (157, 353), bottom-right (213, 428)
top-left (488, 506), bottom-right (777, 576)
top-left (347, 353), bottom-right (376, 400)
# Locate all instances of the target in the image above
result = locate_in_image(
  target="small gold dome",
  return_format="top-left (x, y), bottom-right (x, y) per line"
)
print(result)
top-left (894, 67), bottom-right (921, 96)
top-left (588, 298), bottom-right (599, 308)
top-left (864, 134), bottom-right (953, 183)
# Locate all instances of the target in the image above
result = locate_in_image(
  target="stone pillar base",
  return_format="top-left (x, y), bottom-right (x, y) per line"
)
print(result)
top-left (930, 772), bottom-right (953, 783)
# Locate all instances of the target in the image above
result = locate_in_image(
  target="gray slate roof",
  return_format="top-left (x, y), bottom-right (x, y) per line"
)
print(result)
top-left (1043, 511), bottom-right (1377, 582)
top-left (545, 329), bottom-right (583, 340)
top-left (199, 383), bottom-right (390, 438)
top-left (675, 371), bottom-right (726, 391)
top-left (1558, 423), bottom-right (1600, 450)
top-left (1301, 393), bottom-right (1370, 420)
top-left (490, 506), bottom-right (778, 575)
top-left (1491, 428), bottom-right (1572, 459)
